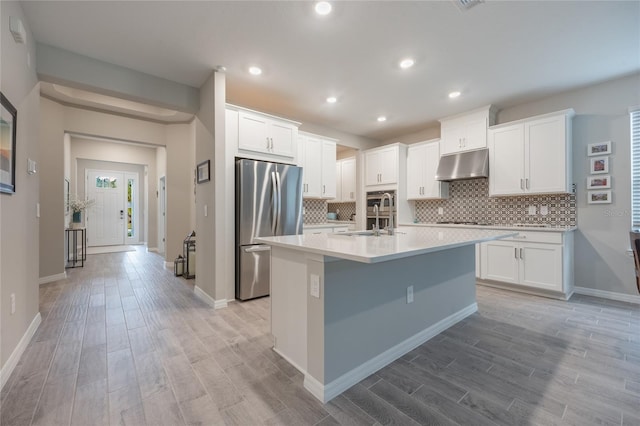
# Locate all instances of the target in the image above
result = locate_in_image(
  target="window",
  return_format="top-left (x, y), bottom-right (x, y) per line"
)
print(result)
top-left (632, 109), bottom-right (640, 228)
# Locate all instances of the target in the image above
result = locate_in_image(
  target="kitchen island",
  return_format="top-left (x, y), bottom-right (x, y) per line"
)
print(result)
top-left (255, 226), bottom-right (517, 403)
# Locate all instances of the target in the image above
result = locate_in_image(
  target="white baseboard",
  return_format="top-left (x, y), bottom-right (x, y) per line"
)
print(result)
top-left (573, 286), bottom-right (640, 305)
top-left (38, 272), bottom-right (67, 286)
top-left (194, 286), bottom-right (228, 309)
top-left (303, 302), bottom-right (478, 403)
top-left (164, 261), bottom-right (174, 269)
top-left (0, 312), bottom-right (42, 391)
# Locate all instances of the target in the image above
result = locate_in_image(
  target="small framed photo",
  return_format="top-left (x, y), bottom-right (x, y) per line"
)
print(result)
top-left (588, 190), bottom-right (612, 204)
top-left (586, 175), bottom-right (611, 189)
top-left (589, 156), bottom-right (609, 174)
top-left (196, 160), bottom-right (210, 184)
top-left (587, 141), bottom-right (611, 156)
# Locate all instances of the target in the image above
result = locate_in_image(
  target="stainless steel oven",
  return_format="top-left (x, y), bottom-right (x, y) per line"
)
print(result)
top-left (366, 191), bottom-right (395, 230)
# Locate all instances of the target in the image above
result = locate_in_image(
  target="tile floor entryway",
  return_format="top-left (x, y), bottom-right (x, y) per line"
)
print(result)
top-left (1, 247), bottom-right (639, 425)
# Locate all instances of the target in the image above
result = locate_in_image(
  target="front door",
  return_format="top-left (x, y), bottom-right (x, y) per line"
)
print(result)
top-left (87, 170), bottom-right (125, 246)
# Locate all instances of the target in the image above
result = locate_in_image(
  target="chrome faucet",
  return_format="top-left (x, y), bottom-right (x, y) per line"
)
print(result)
top-left (382, 192), bottom-right (394, 235)
top-left (373, 204), bottom-right (380, 236)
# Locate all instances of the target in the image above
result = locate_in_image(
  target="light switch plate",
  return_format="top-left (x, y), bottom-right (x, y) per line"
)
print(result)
top-left (310, 274), bottom-right (320, 298)
top-left (528, 205), bottom-right (537, 215)
top-left (438, 207), bottom-right (444, 215)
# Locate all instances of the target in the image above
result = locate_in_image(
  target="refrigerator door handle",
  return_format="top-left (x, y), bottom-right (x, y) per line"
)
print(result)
top-left (275, 171), bottom-right (282, 233)
top-left (271, 171), bottom-right (278, 234)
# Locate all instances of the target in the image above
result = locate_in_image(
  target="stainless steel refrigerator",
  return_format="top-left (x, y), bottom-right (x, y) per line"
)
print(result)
top-left (235, 159), bottom-right (304, 300)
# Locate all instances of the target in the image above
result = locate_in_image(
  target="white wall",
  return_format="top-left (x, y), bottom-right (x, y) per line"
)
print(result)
top-left (496, 73), bottom-right (640, 296)
top-left (0, 1), bottom-right (40, 377)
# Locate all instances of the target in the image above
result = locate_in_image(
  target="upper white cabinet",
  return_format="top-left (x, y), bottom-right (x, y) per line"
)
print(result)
top-left (489, 109), bottom-right (574, 196)
top-left (299, 132), bottom-right (337, 199)
top-left (407, 140), bottom-right (449, 200)
top-left (237, 109), bottom-right (298, 160)
top-left (336, 157), bottom-right (356, 202)
top-left (365, 145), bottom-right (399, 186)
top-left (439, 105), bottom-right (497, 155)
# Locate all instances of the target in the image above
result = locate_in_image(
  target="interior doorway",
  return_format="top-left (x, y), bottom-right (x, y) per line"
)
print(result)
top-left (86, 169), bottom-right (139, 247)
top-left (158, 176), bottom-right (166, 254)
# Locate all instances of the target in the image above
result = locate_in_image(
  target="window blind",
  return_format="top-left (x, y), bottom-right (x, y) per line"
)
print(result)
top-left (632, 109), bottom-right (640, 228)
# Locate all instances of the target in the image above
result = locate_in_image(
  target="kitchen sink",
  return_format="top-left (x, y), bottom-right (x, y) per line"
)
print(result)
top-left (333, 231), bottom-right (377, 236)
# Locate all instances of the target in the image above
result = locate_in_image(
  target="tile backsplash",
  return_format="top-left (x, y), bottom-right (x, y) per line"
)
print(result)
top-left (327, 202), bottom-right (356, 222)
top-left (303, 199), bottom-right (328, 224)
top-left (414, 179), bottom-right (576, 226)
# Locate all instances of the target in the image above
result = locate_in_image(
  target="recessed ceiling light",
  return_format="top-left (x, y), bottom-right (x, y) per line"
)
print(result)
top-left (326, 96), bottom-right (337, 104)
top-left (249, 66), bottom-right (262, 76)
top-left (448, 91), bottom-right (461, 99)
top-left (315, 1), bottom-right (332, 15)
top-left (399, 58), bottom-right (415, 69)
top-left (377, 116), bottom-right (387, 122)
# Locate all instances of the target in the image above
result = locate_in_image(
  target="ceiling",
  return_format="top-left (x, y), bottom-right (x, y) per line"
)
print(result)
top-left (21, 1), bottom-right (640, 141)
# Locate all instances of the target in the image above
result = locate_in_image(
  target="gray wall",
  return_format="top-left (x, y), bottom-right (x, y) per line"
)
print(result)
top-left (496, 73), bottom-right (640, 296)
top-left (1, 1), bottom-right (41, 373)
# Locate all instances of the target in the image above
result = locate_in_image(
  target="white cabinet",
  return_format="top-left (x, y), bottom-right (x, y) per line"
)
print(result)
top-left (439, 106), bottom-right (496, 155)
top-left (480, 231), bottom-right (573, 298)
top-left (336, 157), bottom-right (356, 202)
top-left (299, 132), bottom-right (337, 199)
top-left (489, 110), bottom-right (574, 196)
top-left (407, 141), bottom-right (449, 200)
top-left (237, 109), bottom-right (298, 159)
top-left (303, 225), bottom-right (349, 234)
top-left (365, 145), bottom-right (399, 186)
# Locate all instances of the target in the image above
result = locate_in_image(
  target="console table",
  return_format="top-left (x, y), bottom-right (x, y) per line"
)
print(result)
top-left (65, 228), bottom-right (86, 268)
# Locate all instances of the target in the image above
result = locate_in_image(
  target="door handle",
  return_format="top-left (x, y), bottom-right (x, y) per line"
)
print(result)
top-left (271, 172), bottom-right (278, 234)
top-left (525, 178), bottom-right (529, 189)
top-left (270, 138), bottom-right (274, 150)
top-left (520, 179), bottom-right (524, 190)
top-left (520, 248), bottom-right (524, 259)
top-left (266, 137), bottom-right (270, 150)
top-left (514, 248), bottom-right (518, 259)
top-left (275, 171), bottom-right (282, 231)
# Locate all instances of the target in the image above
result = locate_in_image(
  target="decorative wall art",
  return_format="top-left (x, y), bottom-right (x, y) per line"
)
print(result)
top-left (589, 156), bottom-right (609, 174)
top-left (587, 140), bottom-right (611, 156)
top-left (0, 92), bottom-right (17, 194)
top-left (196, 160), bottom-right (210, 184)
top-left (588, 190), bottom-right (612, 204)
top-left (586, 175), bottom-right (611, 189)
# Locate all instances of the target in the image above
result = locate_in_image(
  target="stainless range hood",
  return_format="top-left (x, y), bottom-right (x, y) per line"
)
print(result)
top-left (435, 148), bottom-right (489, 181)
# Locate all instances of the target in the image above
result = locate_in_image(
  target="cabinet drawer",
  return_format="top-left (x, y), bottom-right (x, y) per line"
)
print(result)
top-left (502, 231), bottom-right (562, 244)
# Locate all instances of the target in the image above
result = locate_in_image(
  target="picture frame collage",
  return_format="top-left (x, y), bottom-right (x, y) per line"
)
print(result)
top-left (587, 141), bottom-right (612, 204)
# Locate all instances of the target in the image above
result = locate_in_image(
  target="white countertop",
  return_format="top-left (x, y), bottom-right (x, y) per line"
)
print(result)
top-left (256, 226), bottom-right (518, 264)
top-left (304, 221), bottom-right (353, 229)
top-left (402, 223), bottom-right (576, 233)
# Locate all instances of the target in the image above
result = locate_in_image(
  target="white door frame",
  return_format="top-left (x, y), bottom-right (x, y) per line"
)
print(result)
top-left (158, 176), bottom-right (166, 254)
top-left (85, 168), bottom-right (140, 247)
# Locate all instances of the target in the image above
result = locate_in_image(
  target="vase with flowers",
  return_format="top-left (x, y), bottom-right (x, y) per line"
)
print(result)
top-left (68, 196), bottom-right (95, 228)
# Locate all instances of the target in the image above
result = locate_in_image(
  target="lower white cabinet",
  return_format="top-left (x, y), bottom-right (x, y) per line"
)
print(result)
top-left (479, 231), bottom-right (573, 298)
top-left (303, 225), bottom-right (349, 234)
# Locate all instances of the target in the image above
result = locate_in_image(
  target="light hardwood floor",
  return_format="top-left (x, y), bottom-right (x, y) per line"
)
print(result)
top-left (2, 247), bottom-right (639, 426)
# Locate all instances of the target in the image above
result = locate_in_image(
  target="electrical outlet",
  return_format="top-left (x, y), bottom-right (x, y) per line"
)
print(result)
top-left (310, 274), bottom-right (320, 298)
top-left (540, 205), bottom-right (549, 216)
top-left (10, 293), bottom-right (16, 314)
top-left (438, 207), bottom-right (444, 216)
top-left (528, 205), bottom-right (537, 216)
top-left (407, 285), bottom-right (414, 304)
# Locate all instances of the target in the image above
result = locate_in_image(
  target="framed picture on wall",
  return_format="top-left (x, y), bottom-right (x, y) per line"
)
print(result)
top-left (589, 156), bottom-right (609, 174)
top-left (196, 160), bottom-right (210, 184)
top-left (587, 141), bottom-right (611, 156)
top-left (0, 92), bottom-right (17, 194)
top-left (587, 190), bottom-right (612, 204)
top-left (587, 175), bottom-right (611, 189)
